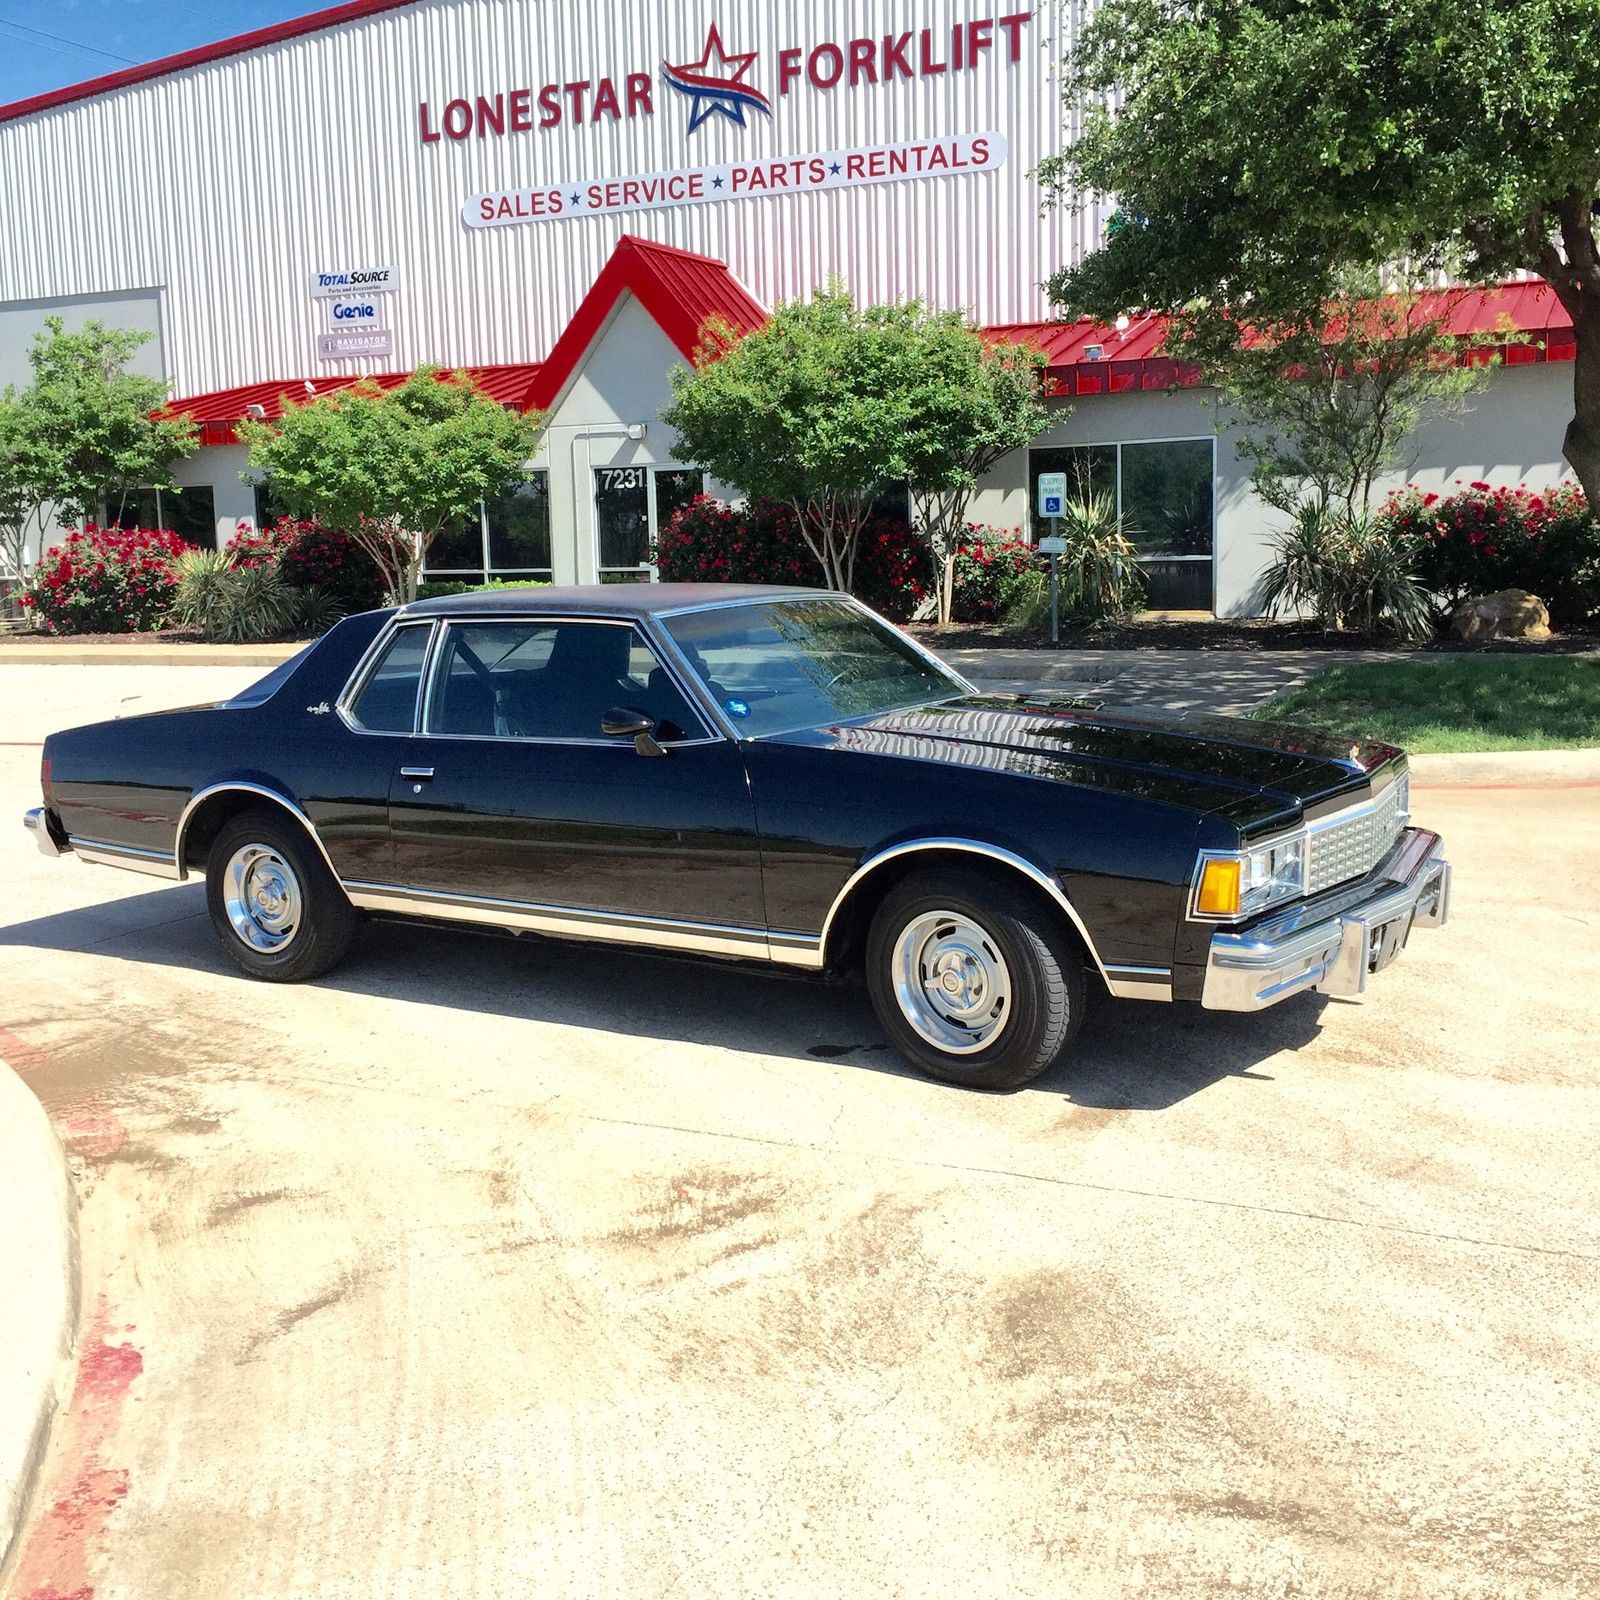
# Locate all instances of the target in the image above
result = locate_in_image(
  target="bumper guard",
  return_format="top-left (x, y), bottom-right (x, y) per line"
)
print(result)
top-left (23, 807), bottom-right (67, 859)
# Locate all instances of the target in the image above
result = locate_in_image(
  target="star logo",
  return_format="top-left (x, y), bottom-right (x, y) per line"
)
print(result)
top-left (661, 22), bottom-right (772, 134)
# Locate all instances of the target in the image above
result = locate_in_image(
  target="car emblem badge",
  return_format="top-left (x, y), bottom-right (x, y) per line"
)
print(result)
top-left (306, 701), bottom-right (331, 715)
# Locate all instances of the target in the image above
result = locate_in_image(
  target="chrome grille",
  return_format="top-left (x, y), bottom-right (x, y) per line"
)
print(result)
top-left (1307, 785), bottom-right (1405, 895)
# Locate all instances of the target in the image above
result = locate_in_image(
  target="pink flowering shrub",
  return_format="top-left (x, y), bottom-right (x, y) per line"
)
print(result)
top-left (230, 517), bottom-right (387, 612)
top-left (947, 527), bottom-right (1037, 621)
top-left (18, 524), bottom-right (186, 633)
top-left (653, 495), bottom-right (932, 620)
top-left (1377, 481), bottom-right (1600, 624)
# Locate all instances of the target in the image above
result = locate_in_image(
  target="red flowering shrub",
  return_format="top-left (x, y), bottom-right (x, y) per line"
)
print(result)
top-left (947, 527), bottom-right (1037, 621)
top-left (1378, 481), bottom-right (1600, 624)
top-left (230, 517), bottom-right (387, 612)
top-left (18, 524), bottom-right (186, 634)
top-left (653, 495), bottom-right (932, 620)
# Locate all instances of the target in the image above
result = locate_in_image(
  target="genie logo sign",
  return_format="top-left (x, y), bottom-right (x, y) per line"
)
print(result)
top-left (330, 298), bottom-right (381, 321)
top-left (419, 12), bottom-right (1033, 143)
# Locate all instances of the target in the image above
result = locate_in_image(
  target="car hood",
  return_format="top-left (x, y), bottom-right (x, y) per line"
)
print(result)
top-left (776, 694), bottom-right (1401, 830)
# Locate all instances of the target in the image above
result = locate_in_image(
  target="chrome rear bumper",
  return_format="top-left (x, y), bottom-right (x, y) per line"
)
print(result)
top-left (1202, 829), bottom-right (1450, 1012)
top-left (24, 807), bottom-right (66, 859)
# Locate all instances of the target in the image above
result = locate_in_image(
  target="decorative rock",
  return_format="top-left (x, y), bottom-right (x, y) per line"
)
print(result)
top-left (1448, 588), bottom-right (1552, 643)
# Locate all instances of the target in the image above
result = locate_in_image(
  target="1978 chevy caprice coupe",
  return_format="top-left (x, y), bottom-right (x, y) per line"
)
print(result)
top-left (24, 586), bottom-right (1451, 1089)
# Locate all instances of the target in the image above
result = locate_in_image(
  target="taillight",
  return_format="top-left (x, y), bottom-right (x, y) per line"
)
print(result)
top-left (40, 753), bottom-right (53, 805)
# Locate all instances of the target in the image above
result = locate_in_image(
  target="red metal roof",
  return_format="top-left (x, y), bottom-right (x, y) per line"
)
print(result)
top-left (988, 281), bottom-right (1576, 397)
top-left (0, 1), bottom-right (419, 126)
top-left (524, 234), bottom-right (768, 413)
top-left (159, 362), bottom-right (542, 447)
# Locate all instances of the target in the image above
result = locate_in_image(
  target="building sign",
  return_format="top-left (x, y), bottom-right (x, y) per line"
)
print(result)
top-left (308, 265), bottom-right (401, 299)
top-left (463, 131), bottom-right (1006, 229)
top-left (317, 328), bottom-right (394, 360)
top-left (420, 14), bottom-right (1033, 143)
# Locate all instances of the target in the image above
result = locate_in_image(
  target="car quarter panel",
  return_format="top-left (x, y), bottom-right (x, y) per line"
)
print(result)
top-left (743, 736), bottom-right (1208, 976)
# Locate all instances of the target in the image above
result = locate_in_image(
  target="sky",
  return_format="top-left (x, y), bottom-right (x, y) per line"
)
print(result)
top-left (0, 1), bottom-right (334, 105)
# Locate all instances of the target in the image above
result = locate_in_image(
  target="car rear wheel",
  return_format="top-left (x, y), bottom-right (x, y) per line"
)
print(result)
top-left (205, 808), bottom-right (356, 982)
top-left (865, 868), bottom-right (1085, 1089)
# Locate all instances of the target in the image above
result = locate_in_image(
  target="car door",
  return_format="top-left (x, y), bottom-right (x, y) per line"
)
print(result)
top-left (380, 615), bottom-right (767, 948)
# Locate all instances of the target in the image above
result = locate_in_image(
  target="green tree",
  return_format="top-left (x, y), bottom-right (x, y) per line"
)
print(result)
top-left (903, 330), bottom-right (1050, 623)
top-left (665, 287), bottom-right (1047, 598)
top-left (1038, 0), bottom-right (1600, 503)
top-left (1180, 279), bottom-right (1499, 520)
top-left (240, 369), bottom-right (541, 603)
top-left (0, 390), bottom-right (57, 583)
top-left (23, 318), bottom-right (194, 525)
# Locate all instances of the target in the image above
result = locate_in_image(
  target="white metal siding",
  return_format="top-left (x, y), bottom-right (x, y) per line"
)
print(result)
top-left (0, 0), bottom-right (1106, 397)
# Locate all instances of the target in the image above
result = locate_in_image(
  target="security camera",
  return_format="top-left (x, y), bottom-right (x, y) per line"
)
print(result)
top-left (245, 403), bottom-right (267, 419)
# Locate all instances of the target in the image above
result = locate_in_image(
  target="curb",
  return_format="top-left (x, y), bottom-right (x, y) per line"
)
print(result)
top-left (1408, 748), bottom-right (1600, 787)
top-left (0, 1055), bottom-right (80, 1586)
top-left (0, 642), bottom-right (302, 667)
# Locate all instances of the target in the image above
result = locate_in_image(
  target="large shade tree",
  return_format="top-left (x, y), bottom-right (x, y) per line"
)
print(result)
top-left (240, 369), bottom-right (541, 603)
top-left (664, 288), bottom-right (1049, 602)
top-left (1038, 0), bottom-right (1600, 502)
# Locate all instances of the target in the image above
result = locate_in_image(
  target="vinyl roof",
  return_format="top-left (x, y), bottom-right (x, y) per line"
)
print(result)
top-left (402, 583), bottom-right (830, 619)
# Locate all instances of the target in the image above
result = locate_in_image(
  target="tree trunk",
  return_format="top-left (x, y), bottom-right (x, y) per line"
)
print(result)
top-left (1564, 300), bottom-right (1600, 508)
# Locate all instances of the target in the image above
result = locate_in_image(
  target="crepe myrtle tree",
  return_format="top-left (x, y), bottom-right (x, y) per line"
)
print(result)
top-left (1037, 0), bottom-right (1600, 505)
top-left (240, 369), bottom-right (541, 604)
top-left (664, 287), bottom-right (1048, 603)
top-left (0, 390), bottom-right (57, 583)
top-left (19, 318), bottom-right (194, 530)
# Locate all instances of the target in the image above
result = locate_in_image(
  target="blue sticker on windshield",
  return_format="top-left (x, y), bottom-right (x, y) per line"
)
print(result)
top-left (725, 698), bottom-right (751, 719)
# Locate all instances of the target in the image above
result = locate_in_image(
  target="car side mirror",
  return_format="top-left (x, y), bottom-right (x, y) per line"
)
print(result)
top-left (601, 707), bottom-right (667, 758)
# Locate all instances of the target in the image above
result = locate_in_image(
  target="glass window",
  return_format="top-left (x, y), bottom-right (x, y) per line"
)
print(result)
top-left (1119, 440), bottom-right (1214, 559)
top-left (1029, 446), bottom-right (1117, 540)
top-left (426, 620), bottom-right (707, 743)
top-left (348, 623), bottom-right (432, 733)
top-left (653, 468), bottom-right (705, 535)
top-left (426, 513), bottom-right (486, 578)
top-left (165, 486), bottom-right (216, 547)
top-left (868, 482), bottom-right (912, 525)
top-left (252, 477), bottom-right (293, 533)
top-left (594, 466), bottom-right (650, 579)
top-left (487, 473), bottom-right (551, 576)
top-left (664, 597), bottom-right (965, 738)
top-left (104, 488), bottom-right (162, 531)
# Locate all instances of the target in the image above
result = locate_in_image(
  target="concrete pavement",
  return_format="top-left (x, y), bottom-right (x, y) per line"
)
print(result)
top-left (0, 667), bottom-right (1596, 1599)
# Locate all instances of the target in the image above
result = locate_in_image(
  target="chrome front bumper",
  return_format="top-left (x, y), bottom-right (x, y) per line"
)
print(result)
top-left (1202, 829), bottom-right (1450, 1012)
top-left (23, 807), bottom-right (66, 858)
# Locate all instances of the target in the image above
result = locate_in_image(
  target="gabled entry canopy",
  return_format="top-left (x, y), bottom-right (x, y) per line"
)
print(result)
top-left (523, 235), bottom-right (769, 414)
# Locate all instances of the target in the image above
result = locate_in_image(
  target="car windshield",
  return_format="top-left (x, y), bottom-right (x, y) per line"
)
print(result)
top-left (662, 597), bottom-right (968, 737)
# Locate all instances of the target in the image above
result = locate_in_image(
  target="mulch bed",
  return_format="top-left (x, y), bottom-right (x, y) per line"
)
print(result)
top-left (906, 618), bottom-right (1600, 654)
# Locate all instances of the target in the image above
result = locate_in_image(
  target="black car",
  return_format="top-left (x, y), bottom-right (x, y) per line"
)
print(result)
top-left (24, 585), bottom-right (1451, 1089)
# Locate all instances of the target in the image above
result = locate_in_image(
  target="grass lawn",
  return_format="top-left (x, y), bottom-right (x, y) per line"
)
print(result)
top-left (1252, 656), bottom-right (1600, 752)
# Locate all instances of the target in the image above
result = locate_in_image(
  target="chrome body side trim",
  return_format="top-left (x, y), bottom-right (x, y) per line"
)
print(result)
top-left (1202, 829), bottom-right (1450, 1013)
top-left (24, 807), bottom-right (65, 859)
top-left (342, 880), bottom-right (781, 961)
top-left (1103, 964), bottom-right (1175, 1002)
top-left (815, 837), bottom-right (1124, 992)
top-left (174, 781), bottom-right (342, 882)
top-left (69, 836), bottom-right (182, 881)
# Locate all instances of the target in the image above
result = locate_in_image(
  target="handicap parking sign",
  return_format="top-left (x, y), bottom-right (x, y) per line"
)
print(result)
top-left (1036, 471), bottom-right (1067, 520)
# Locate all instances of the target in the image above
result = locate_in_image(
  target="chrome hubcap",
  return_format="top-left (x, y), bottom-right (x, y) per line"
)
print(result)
top-left (224, 844), bottom-right (303, 952)
top-left (891, 909), bottom-right (1012, 1055)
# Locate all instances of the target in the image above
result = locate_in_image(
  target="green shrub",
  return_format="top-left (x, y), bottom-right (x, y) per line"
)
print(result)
top-left (231, 517), bottom-right (389, 612)
top-left (168, 548), bottom-right (301, 642)
top-left (948, 528), bottom-right (1036, 621)
top-left (1055, 491), bottom-right (1147, 621)
top-left (18, 524), bottom-right (186, 633)
top-left (413, 577), bottom-right (551, 601)
top-left (1259, 506), bottom-right (1433, 640)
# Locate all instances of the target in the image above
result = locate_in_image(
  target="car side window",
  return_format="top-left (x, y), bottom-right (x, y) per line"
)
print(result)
top-left (346, 623), bottom-right (432, 733)
top-left (424, 620), bottom-right (709, 743)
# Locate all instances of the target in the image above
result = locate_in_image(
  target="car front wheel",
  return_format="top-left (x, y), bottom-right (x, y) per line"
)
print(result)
top-left (205, 808), bottom-right (357, 982)
top-left (865, 867), bottom-right (1085, 1089)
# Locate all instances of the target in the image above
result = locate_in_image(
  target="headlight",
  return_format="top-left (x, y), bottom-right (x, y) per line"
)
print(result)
top-left (1193, 833), bottom-right (1307, 920)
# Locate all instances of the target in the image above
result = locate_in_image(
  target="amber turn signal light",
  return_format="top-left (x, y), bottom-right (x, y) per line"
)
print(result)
top-left (1196, 858), bottom-right (1242, 917)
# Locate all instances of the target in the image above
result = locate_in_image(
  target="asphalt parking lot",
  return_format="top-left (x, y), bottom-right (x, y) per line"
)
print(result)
top-left (2, 665), bottom-right (1598, 1600)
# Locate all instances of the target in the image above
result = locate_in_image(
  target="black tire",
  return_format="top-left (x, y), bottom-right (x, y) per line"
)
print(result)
top-left (204, 807), bottom-right (357, 982)
top-left (864, 867), bottom-right (1086, 1089)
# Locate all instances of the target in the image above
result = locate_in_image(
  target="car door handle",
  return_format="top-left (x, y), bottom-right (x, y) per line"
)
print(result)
top-left (400, 766), bottom-right (435, 781)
